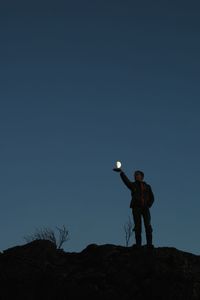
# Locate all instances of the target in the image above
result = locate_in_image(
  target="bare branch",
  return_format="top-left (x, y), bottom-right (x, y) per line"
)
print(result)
top-left (56, 225), bottom-right (70, 249)
top-left (124, 216), bottom-right (134, 247)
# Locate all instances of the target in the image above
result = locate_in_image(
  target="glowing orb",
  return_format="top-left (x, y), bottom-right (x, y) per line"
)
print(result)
top-left (115, 161), bottom-right (122, 169)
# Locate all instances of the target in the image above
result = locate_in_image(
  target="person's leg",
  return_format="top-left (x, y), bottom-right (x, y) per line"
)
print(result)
top-left (142, 208), bottom-right (153, 246)
top-left (132, 208), bottom-right (142, 246)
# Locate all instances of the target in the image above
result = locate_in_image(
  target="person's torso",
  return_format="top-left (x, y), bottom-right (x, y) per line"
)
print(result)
top-left (130, 181), bottom-right (151, 207)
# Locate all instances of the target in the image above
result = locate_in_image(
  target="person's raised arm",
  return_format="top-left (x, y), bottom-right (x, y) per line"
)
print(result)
top-left (120, 171), bottom-right (133, 190)
top-left (113, 167), bottom-right (132, 190)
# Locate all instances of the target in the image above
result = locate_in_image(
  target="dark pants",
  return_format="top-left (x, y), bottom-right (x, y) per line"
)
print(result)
top-left (132, 207), bottom-right (153, 246)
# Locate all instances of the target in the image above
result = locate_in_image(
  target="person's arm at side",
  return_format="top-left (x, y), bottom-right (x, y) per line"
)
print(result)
top-left (148, 185), bottom-right (155, 207)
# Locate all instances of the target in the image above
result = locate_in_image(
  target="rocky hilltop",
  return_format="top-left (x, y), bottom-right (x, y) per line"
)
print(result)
top-left (0, 240), bottom-right (200, 299)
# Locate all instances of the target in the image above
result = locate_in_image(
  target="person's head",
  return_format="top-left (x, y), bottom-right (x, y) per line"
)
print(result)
top-left (134, 170), bottom-right (144, 182)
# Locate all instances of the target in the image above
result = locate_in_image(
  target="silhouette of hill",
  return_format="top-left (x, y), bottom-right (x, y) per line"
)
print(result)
top-left (0, 240), bottom-right (200, 299)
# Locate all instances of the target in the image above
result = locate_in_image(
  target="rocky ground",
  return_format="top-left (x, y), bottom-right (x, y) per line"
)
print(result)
top-left (0, 240), bottom-right (200, 299)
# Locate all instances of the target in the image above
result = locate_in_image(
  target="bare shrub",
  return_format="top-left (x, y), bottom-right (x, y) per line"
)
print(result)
top-left (24, 225), bottom-right (69, 249)
top-left (124, 216), bottom-right (134, 247)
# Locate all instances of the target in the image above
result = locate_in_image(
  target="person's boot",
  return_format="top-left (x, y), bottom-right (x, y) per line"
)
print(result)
top-left (132, 234), bottom-right (142, 248)
top-left (146, 233), bottom-right (154, 249)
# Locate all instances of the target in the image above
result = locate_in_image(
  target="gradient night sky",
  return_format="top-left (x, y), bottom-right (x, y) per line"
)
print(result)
top-left (1, 1), bottom-right (200, 254)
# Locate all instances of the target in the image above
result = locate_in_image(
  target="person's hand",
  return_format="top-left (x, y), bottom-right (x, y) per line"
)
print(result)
top-left (113, 168), bottom-right (122, 172)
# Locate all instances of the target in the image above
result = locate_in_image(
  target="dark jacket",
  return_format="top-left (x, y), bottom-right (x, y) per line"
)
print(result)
top-left (120, 171), bottom-right (154, 208)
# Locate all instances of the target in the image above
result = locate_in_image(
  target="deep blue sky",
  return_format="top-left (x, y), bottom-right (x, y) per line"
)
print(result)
top-left (1, 0), bottom-right (200, 254)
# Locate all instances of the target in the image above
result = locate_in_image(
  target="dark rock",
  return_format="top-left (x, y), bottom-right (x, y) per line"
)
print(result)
top-left (0, 241), bottom-right (200, 299)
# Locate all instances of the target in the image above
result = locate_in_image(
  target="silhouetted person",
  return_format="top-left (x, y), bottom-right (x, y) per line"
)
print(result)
top-left (113, 168), bottom-right (154, 248)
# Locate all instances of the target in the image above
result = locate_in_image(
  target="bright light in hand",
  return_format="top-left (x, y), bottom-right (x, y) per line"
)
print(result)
top-left (115, 161), bottom-right (122, 169)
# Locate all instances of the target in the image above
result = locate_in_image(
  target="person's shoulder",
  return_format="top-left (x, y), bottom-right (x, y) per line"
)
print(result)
top-left (130, 181), bottom-right (136, 187)
top-left (143, 181), bottom-right (152, 188)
